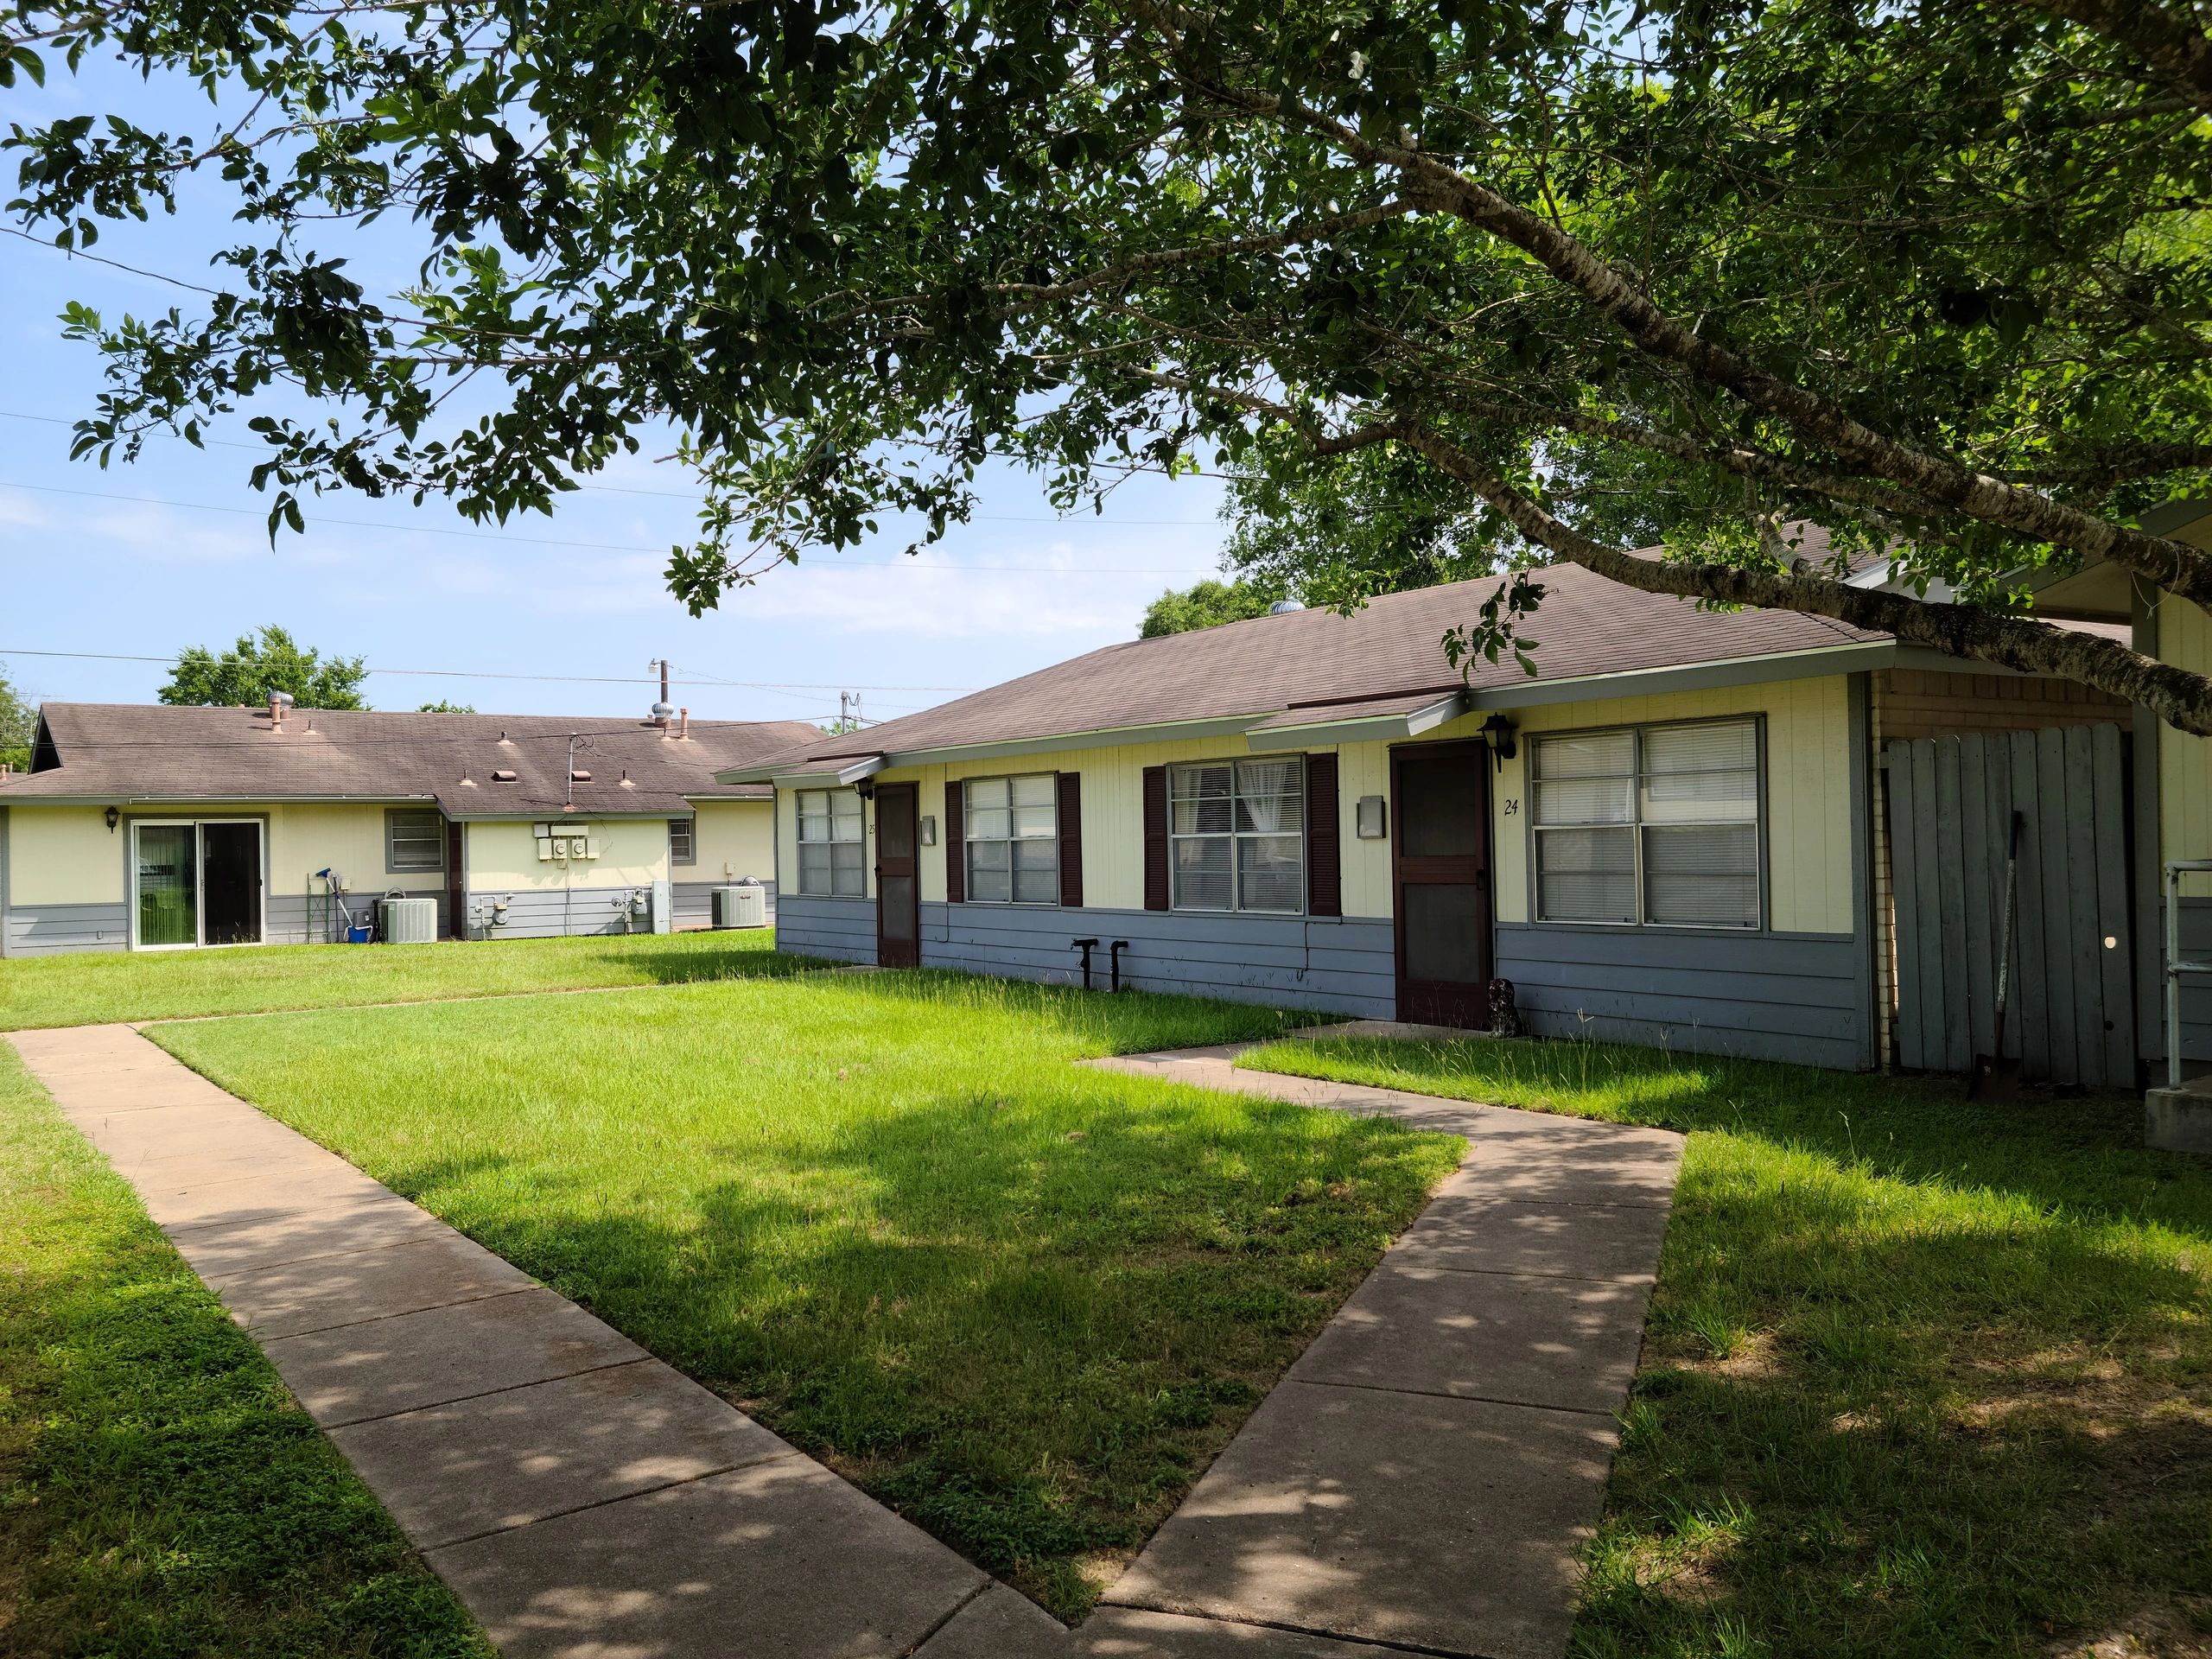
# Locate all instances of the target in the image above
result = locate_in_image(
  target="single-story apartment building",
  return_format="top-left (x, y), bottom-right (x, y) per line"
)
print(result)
top-left (0, 702), bottom-right (817, 951)
top-left (721, 533), bottom-right (2212, 1087)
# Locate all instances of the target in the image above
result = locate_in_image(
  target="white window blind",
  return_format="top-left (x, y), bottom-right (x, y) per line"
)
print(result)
top-left (963, 774), bottom-right (1057, 903)
top-left (796, 789), bottom-right (865, 897)
top-left (1170, 758), bottom-right (1306, 913)
top-left (1532, 720), bottom-right (1759, 927)
top-left (386, 809), bottom-right (445, 874)
top-left (669, 818), bottom-right (696, 865)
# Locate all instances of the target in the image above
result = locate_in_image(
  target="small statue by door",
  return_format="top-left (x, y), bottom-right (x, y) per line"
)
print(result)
top-left (1488, 976), bottom-right (1525, 1039)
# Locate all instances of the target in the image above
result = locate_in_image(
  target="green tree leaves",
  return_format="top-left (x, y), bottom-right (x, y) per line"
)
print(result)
top-left (159, 627), bottom-right (369, 709)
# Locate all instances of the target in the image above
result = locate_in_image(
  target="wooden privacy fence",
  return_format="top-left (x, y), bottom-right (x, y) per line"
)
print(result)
top-left (1885, 723), bottom-right (2135, 1087)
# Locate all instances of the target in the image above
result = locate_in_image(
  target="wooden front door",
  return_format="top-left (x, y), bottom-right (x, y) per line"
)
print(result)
top-left (874, 783), bottom-right (920, 968)
top-left (1391, 741), bottom-right (1493, 1027)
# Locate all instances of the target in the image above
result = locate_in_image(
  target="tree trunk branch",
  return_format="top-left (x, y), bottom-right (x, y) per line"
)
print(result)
top-left (1392, 427), bottom-right (2212, 734)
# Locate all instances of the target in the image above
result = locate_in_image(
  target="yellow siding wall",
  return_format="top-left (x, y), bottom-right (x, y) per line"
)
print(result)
top-left (688, 801), bottom-right (775, 884)
top-left (1460, 675), bottom-right (1854, 934)
top-left (6, 806), bottom-right (126, 904)
top-left (5, 802), bottom-right (453, 907)
top-left (791, 671), bottom-right (1852, 935)
top-left (466, 817), bottom-right (673, 889)
top-left (265, 805), bottom-right (443, 906)
top-left (2159, 583), bottom-right (2212, 886)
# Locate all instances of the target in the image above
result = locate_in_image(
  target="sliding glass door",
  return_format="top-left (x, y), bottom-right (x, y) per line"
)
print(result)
top-left (134, 823), bottom-right (200, 948)
top-left (133, 820), bottom-right (264, 949)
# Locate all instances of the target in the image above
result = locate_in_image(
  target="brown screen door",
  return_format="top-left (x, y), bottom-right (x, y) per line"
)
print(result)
top-left (446, 820), bottom-right (464, 939)
top-left (874, 783), bottom-right (920, 968)
top-left (1391, 741), bottom-right (1492, 1027)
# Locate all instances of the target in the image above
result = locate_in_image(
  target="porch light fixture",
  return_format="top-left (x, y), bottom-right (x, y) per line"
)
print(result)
top-left (105, 805), bottom-right (120, 832)
top-left (1479, 713), bottom-right (1519, 771)
top-left (855, 777), bottom-right (876, 802)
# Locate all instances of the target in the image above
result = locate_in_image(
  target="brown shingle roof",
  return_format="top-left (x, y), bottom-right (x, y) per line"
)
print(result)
top-left (748, 563), bottom-right (1881, 770)
top-left (0, 705), bottom-right (822, 817)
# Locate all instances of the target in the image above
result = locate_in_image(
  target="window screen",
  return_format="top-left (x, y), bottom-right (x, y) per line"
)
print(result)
top-left (386, 809), bottom-right (446, 873)
top-left (963, 774), bottom-right (1057, 903)
top-left (1532, 720), bottom-right (1759, 927)
top-left (1169, 758), bottom-right (1306, 913)
top-left (796, 789), bottom-right (865, 897)
top-left (669, 818), bottom-right (696, 865)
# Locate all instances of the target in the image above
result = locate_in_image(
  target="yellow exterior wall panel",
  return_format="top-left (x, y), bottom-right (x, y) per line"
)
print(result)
top-left (6, 806), bottom-right (127, 905)
top-left (466, 817), bottom-right (672, 889)
top-left (688, 801), bottom-right (776, 885)
top-left (805, 671), bottom-right (1853, 935)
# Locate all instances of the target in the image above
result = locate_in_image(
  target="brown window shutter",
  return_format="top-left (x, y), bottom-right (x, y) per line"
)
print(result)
top-left (1057, 772), bottom-right (1084, 908)
top-left (1142, 765), bottom-right (1169, 912)
top-left (1306, 752), bottom-right (1342, 917)
top-left (944, 779), bottom-right (964, 904)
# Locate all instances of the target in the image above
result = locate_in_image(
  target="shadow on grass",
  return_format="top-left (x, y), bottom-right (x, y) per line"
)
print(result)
top-left (369, 1076), bottom-right (1447, 1618)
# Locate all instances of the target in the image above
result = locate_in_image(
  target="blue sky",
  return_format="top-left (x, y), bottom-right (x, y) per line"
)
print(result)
top-left (0, 60), bottom-right (1233, 730)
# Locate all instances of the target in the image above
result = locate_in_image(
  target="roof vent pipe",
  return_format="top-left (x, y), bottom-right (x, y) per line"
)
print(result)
top-left (267, 690), bottom-right (293, 730)
top-left (650, 658), bottom-right (675, 728)
top-left (677, 708), bottom-right (690, 740)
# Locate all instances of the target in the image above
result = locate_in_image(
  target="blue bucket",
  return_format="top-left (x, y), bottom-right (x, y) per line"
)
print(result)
top-left (346, 925), bottom-right (372, 944)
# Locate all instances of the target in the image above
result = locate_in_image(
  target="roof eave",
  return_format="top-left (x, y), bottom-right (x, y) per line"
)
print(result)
top-left (1245, 692), bottom-right (1467, 752)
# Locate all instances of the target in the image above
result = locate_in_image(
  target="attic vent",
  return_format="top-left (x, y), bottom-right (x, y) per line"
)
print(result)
top-left (569, 768), bottom-right (593, 782)
top-left (492, 768), bottom-right (518, 783)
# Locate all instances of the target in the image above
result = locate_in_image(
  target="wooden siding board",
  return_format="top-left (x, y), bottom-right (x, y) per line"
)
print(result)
top-left (1910, 739), bottom-right (1947, 1068)
top-left (2092, 724), bottom-right (2136, 1085)
top-left (2034, 726), bottom-right (2080, 1081)
top-left (2009, 730), bottom-right (2053, 1077)
top-left (2062, 726), bottom-right (2106, 1081)
top-left (1959, 734), bottom-right (1996, 1059)
top-left (1887, 741), bottom-right (1926, 1069)
top-left (1934, 736), bottom-right (1971, 1071)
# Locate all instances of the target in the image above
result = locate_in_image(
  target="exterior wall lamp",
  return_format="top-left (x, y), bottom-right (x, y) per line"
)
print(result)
top-left (1480, 713), bottom-right (1519, 772)
top-left (105, 806), bottom-right (120, 832)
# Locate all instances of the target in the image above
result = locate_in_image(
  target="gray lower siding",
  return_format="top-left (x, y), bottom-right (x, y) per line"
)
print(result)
top-left (1496, 923), bottom-right (1869, 1070)
top-left (773, 893), bottom-right (879, 964)
top-left (672, 880), bottom-right (778, 931)
top-left (3, 902), bottom-right (131, 956)
top-left (474, 886), bottom-right (652, 940)
top-left (774, 893), bottom-right (1395, 1018)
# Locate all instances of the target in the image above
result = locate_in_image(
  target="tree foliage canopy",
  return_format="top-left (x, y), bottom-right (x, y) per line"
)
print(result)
top-left (1138, 576), bottom-right (1278, 637)
top-left (0, 664), bottom-right (35, 771)
top-left (160, 627), bottom-right (368, 708)
top-left (13, 0), bottom-right (2212, 721)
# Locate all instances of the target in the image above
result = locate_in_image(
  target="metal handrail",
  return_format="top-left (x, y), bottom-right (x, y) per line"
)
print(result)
top-left (2164, 861), bottom-right (2212, 1088)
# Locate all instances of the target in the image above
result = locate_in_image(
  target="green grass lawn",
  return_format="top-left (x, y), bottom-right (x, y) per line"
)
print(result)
top-left (1239, 1034), bottom-right (2212, 1659)
top-left (0, 929), bottom-right (802, 1030)
top-left (0, 1045), bottom-right (493, 1658)
top-left (149, 971), bottom-right (1462, 1618)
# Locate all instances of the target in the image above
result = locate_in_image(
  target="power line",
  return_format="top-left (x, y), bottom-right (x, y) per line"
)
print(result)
top-left (0, 474), bottom-right (1220, 573)
top-left (0, 410), bottom-right (1226, 524)
top-left (0, 645), bottom-right (976, 694)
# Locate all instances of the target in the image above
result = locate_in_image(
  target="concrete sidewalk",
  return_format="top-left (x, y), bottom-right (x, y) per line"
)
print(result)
top-left (8, 1023), bottom-right (1680, 1659)
top-left (1085, 1047), bottom-right (1680, 1659)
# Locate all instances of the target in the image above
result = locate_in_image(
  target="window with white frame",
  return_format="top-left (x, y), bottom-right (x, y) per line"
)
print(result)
top-left (963, 773), bottom-right (1056, 903)
top-left (669, 817), bottom-right (696, 865)
top-left (1531, 719), bottom-right (1760, 928)
top-left (1169, 757), bottom-right (1306, 913)
top-left (385, 808), bottom-right (446, 874)
top-left (796, 788), bottom-right (865, 897)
